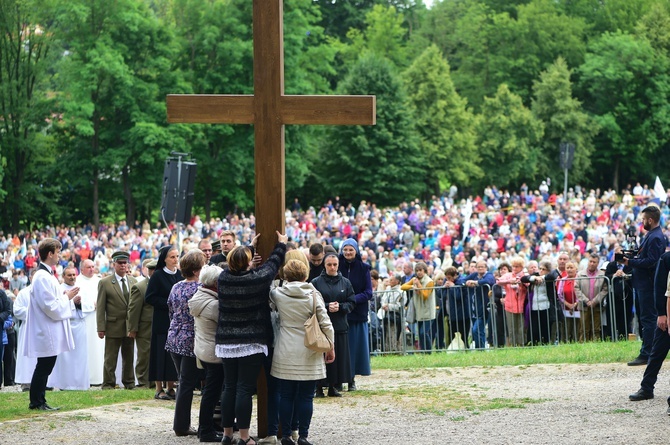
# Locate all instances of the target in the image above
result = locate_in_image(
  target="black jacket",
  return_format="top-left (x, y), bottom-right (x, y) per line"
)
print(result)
top-left (311, 271), bottom-right (355, 333)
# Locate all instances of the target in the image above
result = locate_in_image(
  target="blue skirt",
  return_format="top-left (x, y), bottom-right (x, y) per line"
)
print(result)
top-left (348, 321), bottom-right (371, 377)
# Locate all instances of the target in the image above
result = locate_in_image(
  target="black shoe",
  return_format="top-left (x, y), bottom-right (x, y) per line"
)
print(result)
top-left (175, 428), bottom-right (198, 437)
top-left (334, 384), bottom-right (343, 392)
top-left (327, 386), bottom-right (342, 397)
top-left (314, 387), bottom-right (325, 398)
top-left (629, 389), bottom-right (654, 401)
top-left (348, 380), bottom-right (357, 391)
top-left (199, 431), bottom-right (223, 442)
top-left (280, 438), bottom-right (295, 445)
top-left (627, 356), bottom-right (648, 366)
top-left (29, 403), bottom-right (59, 411)
top-left (297, 438), bottom-right (312, 445)
top-left (667, 405), bottom-right (670, 416)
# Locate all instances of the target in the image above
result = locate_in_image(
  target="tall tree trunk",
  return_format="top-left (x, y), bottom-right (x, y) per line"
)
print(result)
top-left (92, 107), bottom-right (100, 231)
top-left (612, 156), bottom-right (620, 192)
top-left (204, 186), bottom-right (212, 221)
top-left (123, 165), bottom-right (135, 223)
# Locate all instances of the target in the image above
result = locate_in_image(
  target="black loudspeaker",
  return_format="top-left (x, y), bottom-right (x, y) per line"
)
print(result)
top-left (161, 158), bottom-right (197, 225)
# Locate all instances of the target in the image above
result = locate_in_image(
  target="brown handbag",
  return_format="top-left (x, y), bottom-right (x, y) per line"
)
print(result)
top-left (304, 291), bottom-right (333, 353)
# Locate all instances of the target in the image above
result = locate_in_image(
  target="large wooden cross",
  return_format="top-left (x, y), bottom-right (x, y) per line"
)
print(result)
top-left (166, 0), bottom-right (375, 437)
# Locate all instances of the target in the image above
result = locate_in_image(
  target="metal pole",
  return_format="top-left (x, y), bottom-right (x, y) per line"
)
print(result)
top-left (564, 167), bottom-right (568, 202)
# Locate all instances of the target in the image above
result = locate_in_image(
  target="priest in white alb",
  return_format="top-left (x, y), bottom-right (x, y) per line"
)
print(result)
top-left (49, 265), bottom-right (89, 390)
top-left (76, 259), bottom-right (104, 385)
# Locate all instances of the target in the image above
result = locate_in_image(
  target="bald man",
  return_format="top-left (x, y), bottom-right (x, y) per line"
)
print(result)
top-left (76, 259), bottom-right (103, 386)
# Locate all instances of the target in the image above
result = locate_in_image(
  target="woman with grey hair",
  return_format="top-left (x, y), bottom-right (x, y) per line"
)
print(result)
top-left (521, 260), bottom-right (558, 345)
top-left (188, 264), bottom-right (224, 442)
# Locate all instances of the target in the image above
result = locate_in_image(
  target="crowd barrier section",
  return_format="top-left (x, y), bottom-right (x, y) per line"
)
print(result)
top-left (367, 274), bottom-right (636, 355)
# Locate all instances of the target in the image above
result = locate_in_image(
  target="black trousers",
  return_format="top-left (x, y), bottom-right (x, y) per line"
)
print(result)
top-left (3, 330), bottom-right (16, 385)
top-left (640, 326), bottom-right (670, 395)
top-left (29, 355), bottom-right (57, 407)
top-left (199, 360), bottom-right (224, 435)
top-left (171, 353), bottom-right (199, 432)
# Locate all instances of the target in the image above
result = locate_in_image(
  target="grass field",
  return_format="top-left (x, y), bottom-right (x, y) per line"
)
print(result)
top-left (370, 340), bottom-right (640, 370)
top-left (0, 341), bottom-right (641, 422)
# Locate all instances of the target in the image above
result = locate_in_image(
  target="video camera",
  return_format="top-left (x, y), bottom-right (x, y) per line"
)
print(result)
top-left (615, 225), bottom-right (639, 262)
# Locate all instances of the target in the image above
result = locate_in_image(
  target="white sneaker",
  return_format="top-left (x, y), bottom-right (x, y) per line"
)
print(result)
top-left (258, 436), bottom-right (278, 445)
top-left (291, 430), bottom-right (299, 441)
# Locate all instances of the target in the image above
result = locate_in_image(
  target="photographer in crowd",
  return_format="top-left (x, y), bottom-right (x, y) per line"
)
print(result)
top-left (621, 206), bottom-right (667, 366)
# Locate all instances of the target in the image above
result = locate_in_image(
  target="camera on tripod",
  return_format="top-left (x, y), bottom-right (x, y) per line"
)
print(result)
top-left (615, 225), bottom-right (639, 262)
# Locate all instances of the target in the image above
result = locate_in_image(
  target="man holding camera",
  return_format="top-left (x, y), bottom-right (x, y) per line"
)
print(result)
top-left (621, 206), bottom-right (666, 366)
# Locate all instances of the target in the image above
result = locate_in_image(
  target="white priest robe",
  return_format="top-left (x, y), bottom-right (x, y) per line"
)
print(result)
top-left (48, 283), bottom-right (90, 390)
top-left (22, 268), bottom-right (74, 359)
top-left (13, 285), bottom-right (37, 385)
top-left (76, 273), bottom-right (104, 385)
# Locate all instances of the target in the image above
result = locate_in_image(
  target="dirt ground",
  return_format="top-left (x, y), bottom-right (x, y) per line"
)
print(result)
top-left (1, 363), bottom-right (668, 445)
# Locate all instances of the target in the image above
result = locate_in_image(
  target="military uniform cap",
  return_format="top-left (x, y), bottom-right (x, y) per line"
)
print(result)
top-left (112, 251), bottom-right (130, 262)
top-left (211, 240), bottom-right (221, 251)
top-left (146, 259), bottom-right (158, 270)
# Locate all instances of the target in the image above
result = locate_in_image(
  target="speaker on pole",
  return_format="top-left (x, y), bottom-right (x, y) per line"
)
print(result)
top-left (176, 161), bottom-right (197, 225)
top-left (161, 154), bottom-right (197, 226)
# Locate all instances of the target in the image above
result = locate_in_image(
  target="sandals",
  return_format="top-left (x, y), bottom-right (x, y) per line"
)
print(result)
top-left (166, 388), bottom-right (176, 400)
top-left (154, 390), bottom-right (171, 400)
top-left (237, 437), bottom-right (257, 445)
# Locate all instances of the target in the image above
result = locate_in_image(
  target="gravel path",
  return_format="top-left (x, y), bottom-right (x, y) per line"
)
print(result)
top-left (1, 363), bottom-right (668, 445)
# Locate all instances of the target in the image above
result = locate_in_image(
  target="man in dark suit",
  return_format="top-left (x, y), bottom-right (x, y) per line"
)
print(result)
top-left (97, 251), bottom-right (137, 389)
top-left (127, 259), bottom-right (156, 388)
top-left (622, 205), bottom-right (667, 366)
top-left (629, 251), bottom-right (670, 408)
top-left (209, 230), bottom-right (236, 266)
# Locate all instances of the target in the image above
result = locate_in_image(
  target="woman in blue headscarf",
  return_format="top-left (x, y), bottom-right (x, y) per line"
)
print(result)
top-left (338, 239), bottom-right (372, 391)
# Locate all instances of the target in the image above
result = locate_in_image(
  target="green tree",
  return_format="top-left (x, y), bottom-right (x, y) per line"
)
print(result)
top-left (476, 84), bottom-right (544, 187)
top-left (342, 4), bottom-right (409, 68)
top-left (318, 53), bottom-right (425, 206)
top-left (403, 45), bottom-right (480, 195)
top-left (578, 31), bottom-right (670, 189)
top-left (54, 0), bottom-right (187, 228)
top-left (0, 0), bottom-right (58, 231)
top-left (558, 0), bottom-right (656, 35)
top-left (313, 0), bottom-right (378, 40)
top-left (531, 57), bottom-right (597, 185)
top-left (488, 0), bottom-right (588, 104)
top-left (635, 2), bottom-right (670, 55)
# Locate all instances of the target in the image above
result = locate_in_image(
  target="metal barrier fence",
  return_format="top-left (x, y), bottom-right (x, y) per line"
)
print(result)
top-left (368, 274), bottom-right (635, 354)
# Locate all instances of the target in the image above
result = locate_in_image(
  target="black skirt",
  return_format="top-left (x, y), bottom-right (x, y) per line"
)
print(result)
top-left (325, 331), bottom-right (351, 385)
top-left (148, 332), bottom-right (178, 382)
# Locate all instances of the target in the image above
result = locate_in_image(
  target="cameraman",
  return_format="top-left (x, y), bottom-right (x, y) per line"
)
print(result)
top-left (621, 205), bottom-right (666, 366)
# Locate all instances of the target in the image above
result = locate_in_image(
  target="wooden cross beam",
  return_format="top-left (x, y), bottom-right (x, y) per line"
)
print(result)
top-left (166, 0), bottom-right (375, 438)
top-left (167, 0), bottom-right (375, 260)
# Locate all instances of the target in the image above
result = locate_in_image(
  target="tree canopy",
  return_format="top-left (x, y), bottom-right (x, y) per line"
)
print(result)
top-left (1, 0), bottom-right (669, 231)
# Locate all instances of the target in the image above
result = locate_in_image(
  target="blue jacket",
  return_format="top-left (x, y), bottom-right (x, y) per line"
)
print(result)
top-left (447, 277), bottom-right (469, 321)
top-left (339, 254), bottom-right (373, 323)
top-left (3, 315), bottom-right (13, 345)
top-left (463, 272), bottom-right (496, 319)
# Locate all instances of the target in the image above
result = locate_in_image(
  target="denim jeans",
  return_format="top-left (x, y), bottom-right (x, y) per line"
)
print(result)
top-left (472, 315), bottom-right (488, 349)
top-left (417, 320), bottom-right (433, 352)
top-left (277, 378), bottom-right (316, 439)
top-left (221, 353), bottom-right (264, 429)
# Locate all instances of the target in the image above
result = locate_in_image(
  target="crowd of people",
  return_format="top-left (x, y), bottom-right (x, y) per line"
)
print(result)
top-left (1, 180), bottom-right (670, 439)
